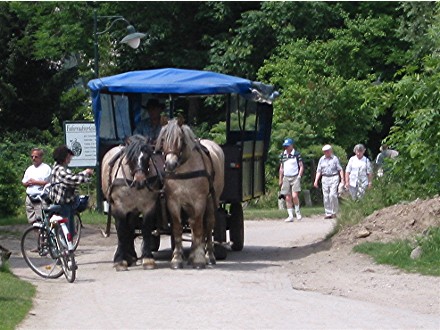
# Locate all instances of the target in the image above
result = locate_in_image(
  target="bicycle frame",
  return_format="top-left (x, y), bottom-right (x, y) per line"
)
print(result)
top-left (21, 189), bottom-right (77, 282)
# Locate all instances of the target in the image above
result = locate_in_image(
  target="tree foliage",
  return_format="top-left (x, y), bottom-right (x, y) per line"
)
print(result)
top-left (0, 1), bottom-right (439, 215)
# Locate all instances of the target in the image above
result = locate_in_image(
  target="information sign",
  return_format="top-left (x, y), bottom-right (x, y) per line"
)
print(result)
top-left (64, 121), bottom-right (97, 167)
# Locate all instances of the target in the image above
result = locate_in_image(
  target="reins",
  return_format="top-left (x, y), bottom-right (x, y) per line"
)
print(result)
top-left (103, 143), bottom-right (166, 237)
top-left (163, 138), bottom-right (218, 210)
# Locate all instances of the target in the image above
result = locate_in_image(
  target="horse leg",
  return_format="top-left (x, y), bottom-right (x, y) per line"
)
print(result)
top-left (204, 199), bottom-right (216, 265)
top-left (113, 214), bottom-right (130, 271)
top-left (126, 213), bottom-right (139, 267)
top-left (170, 210), bottom-right (184, 269)
top-left (141, 211), bottom-right (156, 270)
top-left (188, 213), bottom-right (207, 269)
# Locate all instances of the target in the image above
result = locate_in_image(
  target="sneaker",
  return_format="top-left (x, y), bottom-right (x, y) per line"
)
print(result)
top-left (324, 215), bottom-right (333, 219)
top-left (284, 217), bottom-right (294, 222)
top-left (296, 212), bottom-right (302, 220)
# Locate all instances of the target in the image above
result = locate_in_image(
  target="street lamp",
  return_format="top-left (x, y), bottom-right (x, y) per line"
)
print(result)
top-left (92, 10), bottom-right (146, 212)
top-left (93, 10), bottom-right (146, 77)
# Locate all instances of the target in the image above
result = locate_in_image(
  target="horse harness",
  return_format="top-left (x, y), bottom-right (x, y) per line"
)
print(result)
top-left (164, 139), bottom-right (218, 207)
top-left (103, 145), bottom-right (167, 237)
top-left (106, 146), bottom-right (165, 202)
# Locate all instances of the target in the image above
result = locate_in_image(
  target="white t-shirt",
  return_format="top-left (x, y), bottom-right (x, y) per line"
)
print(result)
top-left (22, 163), bottom-right (52, 195)
top-left (346, 156), bottom-right (372, 188)
top-left (281, 149), bottom-right (302, 176)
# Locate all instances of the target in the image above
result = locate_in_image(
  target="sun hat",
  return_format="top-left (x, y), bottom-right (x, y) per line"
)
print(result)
top-left (282, 138), bottom-right (294, 147)
top-left (322, 144), bottom-right (332, 151)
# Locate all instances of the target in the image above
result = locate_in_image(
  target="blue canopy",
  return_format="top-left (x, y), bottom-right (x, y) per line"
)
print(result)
top-left (87, 68), bottom-right (278, 144)
top-left (88, 68), bottom-right (279, 104)
top-left (88, 68), bottom-right (258, 96)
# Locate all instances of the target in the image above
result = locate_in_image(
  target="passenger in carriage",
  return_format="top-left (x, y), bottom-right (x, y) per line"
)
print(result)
top-left (133, 98), bottom-right (164, 145)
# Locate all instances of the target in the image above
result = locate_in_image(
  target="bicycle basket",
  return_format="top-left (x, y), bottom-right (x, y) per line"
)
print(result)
top-left (76, 195), bottom-right (89, 213)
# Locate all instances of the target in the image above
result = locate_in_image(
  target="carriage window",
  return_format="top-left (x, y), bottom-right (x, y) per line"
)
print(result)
top-left (229, 95), bottom-right (259, 132)
top-left (99, 94), bottom-right (132, 140)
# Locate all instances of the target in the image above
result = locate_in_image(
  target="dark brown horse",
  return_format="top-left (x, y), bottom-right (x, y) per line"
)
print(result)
top-left (101, 135), bottom-right (163, 271)
top-left (155, 118), bottom-right (224, 269)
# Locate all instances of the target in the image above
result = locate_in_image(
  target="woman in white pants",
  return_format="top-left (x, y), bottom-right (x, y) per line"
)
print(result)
top-left (345, 144), bottom-right (373, 200)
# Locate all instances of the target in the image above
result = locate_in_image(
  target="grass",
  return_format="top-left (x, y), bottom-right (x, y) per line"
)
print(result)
top-left (0, 264), bottom-right (36, 330)
top-left (353, 227), bottom-right (440, 276)
top-left (244, 206), bottom-right (322, 220)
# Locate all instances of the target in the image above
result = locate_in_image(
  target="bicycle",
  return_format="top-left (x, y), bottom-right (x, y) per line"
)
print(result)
top-left (72, 195), bottom-right (89, 251)
top-left (21, 191), bottom-right (77, 283)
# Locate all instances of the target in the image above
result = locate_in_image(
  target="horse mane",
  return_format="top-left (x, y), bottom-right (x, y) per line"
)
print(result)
top-left (181, 124), bottom-right (197, 150)
top-left (124, 134), bottom-right (149, 166)
top-left (156, 118), bottom-right (197, 151)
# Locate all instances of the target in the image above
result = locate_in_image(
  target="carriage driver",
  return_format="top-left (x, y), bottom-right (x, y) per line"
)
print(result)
top-left (134, 98), bottom-right (164, 145)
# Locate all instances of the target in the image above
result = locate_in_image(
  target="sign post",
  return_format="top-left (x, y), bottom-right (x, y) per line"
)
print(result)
top-left (64, 121), bottom-right (97, 167)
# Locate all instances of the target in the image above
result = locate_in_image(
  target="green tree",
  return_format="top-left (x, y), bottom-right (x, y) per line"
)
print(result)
top-left (259, 13), bottom-right (403, 154)
top-left (384, 4), bottom-right (440, 195)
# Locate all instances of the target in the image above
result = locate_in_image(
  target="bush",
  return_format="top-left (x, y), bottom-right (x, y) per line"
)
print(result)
top-left (0, 131), bottom-right (60, 217)
top-left (0, 158), bottom-right (22, 217)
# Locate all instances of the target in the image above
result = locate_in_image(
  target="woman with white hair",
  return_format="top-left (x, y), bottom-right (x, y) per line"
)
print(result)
top-left (345, 144), bottom-right (373, 200)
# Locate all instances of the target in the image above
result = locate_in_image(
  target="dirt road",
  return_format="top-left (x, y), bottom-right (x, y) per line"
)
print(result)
top-left (6, 217), bottom-right (439, 329)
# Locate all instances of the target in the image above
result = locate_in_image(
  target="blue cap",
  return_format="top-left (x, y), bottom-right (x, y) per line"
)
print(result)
top-left (282, 138), bottom-right (294, 147)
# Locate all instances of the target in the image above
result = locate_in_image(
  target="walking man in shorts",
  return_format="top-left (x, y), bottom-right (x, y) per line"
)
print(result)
top-left (279, 138), bottom-right (304, 222)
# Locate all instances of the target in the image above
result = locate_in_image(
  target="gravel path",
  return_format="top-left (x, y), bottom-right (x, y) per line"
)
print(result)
top-left (4, 217), bottom-right (439, 329)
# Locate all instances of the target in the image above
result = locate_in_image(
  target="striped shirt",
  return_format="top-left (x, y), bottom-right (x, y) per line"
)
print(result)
top-left (280, 150), bottom-right (302, 176)
top-left (316, 155), bottom-right (342, 177)
top-left (49, 164), bottom-right (90, 204)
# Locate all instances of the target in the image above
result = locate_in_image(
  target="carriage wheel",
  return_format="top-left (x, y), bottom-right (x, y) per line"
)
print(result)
top-left (214, 208), bottom-right (227, 260)
top-left (229, 202), bottom-right (244, 251)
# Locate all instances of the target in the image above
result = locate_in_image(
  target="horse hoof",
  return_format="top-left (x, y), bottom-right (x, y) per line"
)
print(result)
top-left (170, 262), bottom-right (183, 270)
top-left (192, 262), bottom-right (206, 269)
top-left (114, 260), bottom-right (128, 271)
top-left (206, 253), bottom-right (216, 265)
top-left (142, 258), bottom-right (156, 270)
top-left (127, 256), bottom-right (138, 267)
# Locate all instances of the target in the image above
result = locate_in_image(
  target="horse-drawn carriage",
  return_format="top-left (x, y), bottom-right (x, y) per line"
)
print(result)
top-left (88, 68), bottom-right (277, 267)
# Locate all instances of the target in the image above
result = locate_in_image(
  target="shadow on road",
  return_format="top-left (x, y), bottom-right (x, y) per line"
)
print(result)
top-left (3, 223), bottom-right (333, 273)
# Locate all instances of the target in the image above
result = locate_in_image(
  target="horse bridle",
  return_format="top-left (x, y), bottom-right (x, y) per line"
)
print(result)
top-left (130, 148), bottom-right (165, 191)
top-left (161, 135), bottom-right (187, 170)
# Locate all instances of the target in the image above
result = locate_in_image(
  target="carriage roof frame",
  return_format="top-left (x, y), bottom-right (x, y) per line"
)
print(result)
top-left (88, 67), bottom-right (277, 207)
top-left (88, 67), bottom-right (277, 99)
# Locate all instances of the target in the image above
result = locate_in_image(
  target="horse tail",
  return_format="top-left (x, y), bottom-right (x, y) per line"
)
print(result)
top-left (196, 139), bottom-right (218, 209)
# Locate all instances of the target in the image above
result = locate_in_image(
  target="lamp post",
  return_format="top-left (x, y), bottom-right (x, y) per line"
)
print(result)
top-left (92, 10), bottom-right (146, 212)
top-left (93, 10), bottom-right (146, 77)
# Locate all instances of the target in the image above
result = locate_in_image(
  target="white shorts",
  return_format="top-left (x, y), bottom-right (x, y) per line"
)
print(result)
top-left (280, 175), bottom-right (301, 195)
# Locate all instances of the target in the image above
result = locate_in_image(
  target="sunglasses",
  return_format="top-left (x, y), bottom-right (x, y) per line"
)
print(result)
top-left (31, 155), bottom-right (41, 159)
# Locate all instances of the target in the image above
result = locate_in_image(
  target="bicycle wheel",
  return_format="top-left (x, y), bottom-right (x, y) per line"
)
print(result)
top-left (56, 227), bottom-right (76, 283)
top-left (21, 226), bottom-right (63, 279)
top-left (72, 213), bottom-right (82, 251)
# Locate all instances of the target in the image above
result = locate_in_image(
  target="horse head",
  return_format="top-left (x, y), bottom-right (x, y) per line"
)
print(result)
top-left (125, 135), bottom-right (153, 189)
top-left (156, 117), bottom-right (195, 173)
